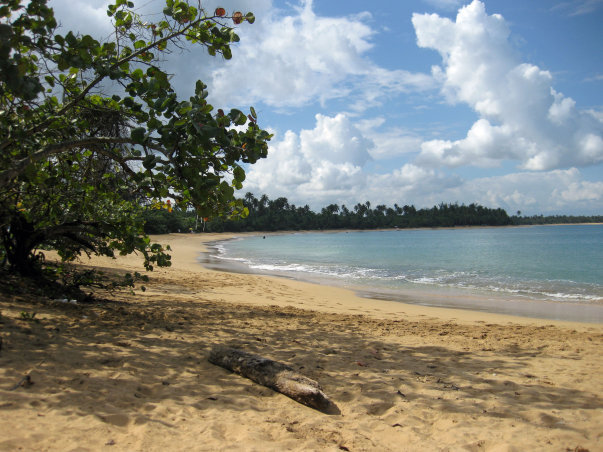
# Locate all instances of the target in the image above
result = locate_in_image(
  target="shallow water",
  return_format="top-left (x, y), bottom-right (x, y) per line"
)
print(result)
top-left (205, 225), bottom-right (603, 322)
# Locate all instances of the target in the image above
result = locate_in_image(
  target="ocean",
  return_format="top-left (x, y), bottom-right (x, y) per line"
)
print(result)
top-left (205, 225), bottom-right (603, 322)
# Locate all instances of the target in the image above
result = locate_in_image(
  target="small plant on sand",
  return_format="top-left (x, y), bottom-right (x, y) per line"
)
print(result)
top-left (19, 311), bottom-right (39, 322)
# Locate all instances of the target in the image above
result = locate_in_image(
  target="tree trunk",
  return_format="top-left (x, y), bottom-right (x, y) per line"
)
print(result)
top-left (1, 216), bottom-right (40, 276)
top-left (208, 346), bottom-right (339, 414)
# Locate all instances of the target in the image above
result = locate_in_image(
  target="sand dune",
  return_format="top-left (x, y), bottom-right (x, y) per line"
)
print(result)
top-left (1, 233), bottom-right (601, 451)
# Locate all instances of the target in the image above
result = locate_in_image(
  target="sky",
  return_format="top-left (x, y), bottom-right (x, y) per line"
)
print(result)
top-left (49, 0), bottom-right (603, 215)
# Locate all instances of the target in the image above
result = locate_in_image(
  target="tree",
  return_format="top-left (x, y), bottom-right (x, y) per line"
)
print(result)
top-left (0, 0), bottom-right (271, 276)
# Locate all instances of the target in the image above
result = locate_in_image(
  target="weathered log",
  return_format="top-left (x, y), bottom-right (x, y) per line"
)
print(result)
top-left (208, 346), bottom-right (339, 414)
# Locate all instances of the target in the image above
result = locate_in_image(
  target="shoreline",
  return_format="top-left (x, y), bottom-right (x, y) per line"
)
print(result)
top-left (199, 231), bottom-right (603, 325)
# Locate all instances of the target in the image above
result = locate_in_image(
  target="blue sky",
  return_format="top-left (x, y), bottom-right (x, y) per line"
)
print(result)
top-left (51, 0), bottom-right (603, 214)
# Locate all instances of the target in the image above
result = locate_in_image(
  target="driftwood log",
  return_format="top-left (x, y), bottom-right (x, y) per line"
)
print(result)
top-left (208, 346), bottom-right (339, 414)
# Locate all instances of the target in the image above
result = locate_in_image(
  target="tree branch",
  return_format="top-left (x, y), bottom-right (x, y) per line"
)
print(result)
top-left (0, 136), bottom-right (167, 187)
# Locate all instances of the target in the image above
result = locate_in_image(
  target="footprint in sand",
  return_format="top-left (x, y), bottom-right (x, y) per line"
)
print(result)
top-left (101, 413), bottom-right (130, 427)
top-left (365, 401), bottom-right (395, 416)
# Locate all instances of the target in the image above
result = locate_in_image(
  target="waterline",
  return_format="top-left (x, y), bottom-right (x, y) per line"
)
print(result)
top-left (202, 226), bottom-right (603, 323)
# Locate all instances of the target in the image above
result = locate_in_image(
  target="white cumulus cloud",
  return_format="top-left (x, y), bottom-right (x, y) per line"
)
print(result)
top-left (50, 0), bottom-right (113, 38)
top-left (412, 0), bottom-right (603, 171)
top-left (557, 180), bottom-right (603, 203)
top-left (436, 168), bottom-right (603, 214)
top-left (208, 0), bottom-right (433, 109)
top-left (356, 118), bottom-right (423, 159)
top-left (244, 114), bottom-right (372, 205)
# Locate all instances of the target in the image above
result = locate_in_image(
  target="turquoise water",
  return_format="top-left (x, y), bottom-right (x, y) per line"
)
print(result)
top-left (208, 225), bottom-right (603, 320)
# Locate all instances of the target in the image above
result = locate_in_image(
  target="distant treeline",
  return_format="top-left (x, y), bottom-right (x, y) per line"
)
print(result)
top-left (144, 193), bottom-right (519, 233)
top-left (143, 194), bottom-right (603, 234)
top-left (512, 214), bottom-right (603, 225)
top-left (143, 194), bottom-right (602, 234)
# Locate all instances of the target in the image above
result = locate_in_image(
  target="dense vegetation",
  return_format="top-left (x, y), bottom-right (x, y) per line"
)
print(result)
top-left (0, 0), bottom-right (270, 280)
top-left (142, 193), bottom-right (602, 234)
top-left (512, 214), bottom-right (603, 225)
top-left (142, 193), bottom-right (514, 233)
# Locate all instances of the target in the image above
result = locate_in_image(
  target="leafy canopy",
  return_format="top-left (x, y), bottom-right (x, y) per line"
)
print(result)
top-left (0, 0), bottom-right (271, 277)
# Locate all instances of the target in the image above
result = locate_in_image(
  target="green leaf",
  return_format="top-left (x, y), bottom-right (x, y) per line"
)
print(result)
top-left (130, 127), bottom-right (146, 143)
top-left (195, 80), bottom-right (206, 95)
top-left (228, 109), bottom-right (245, 125)
top-left (65, 31), bottom-right (77, 47)
top-left (57, 58), bottom-right (70, 71)
top-left (131, 68), bottom-right (144, 80)
top-left (142, 155), bottom-right (156, 169)
top-left (147, 117), bottom-right (162, 129)
top-left (233, 165), bottom-right (246, 182)
top-left (177, 102), bottom-right (192, 115)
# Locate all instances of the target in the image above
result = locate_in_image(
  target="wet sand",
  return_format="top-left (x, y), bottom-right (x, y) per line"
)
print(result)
top-left (202, 234), bottom-right (603, 324)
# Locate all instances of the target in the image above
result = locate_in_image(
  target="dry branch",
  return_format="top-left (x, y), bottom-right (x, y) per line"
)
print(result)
top-left (208, 346), bottom-right (339, 414)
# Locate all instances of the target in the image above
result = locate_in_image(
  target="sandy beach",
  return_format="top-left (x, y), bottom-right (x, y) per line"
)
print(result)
top-left (1, 232), bottom-right (601, 451)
